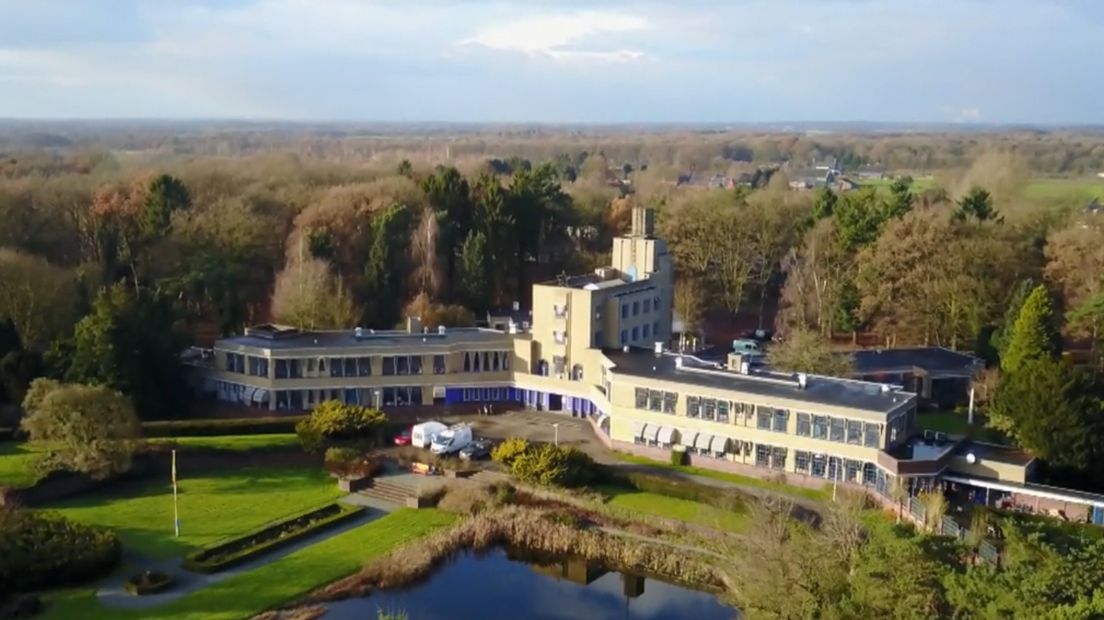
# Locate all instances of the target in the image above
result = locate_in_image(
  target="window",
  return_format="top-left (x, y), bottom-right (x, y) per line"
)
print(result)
top-left (343, 358), bottom-right (356, 377)
top-left (701, 398), bottom-right (716, 421)
top-left (756, 410), bottom-right (771, 430)
top-left (796, 413), bottom-right (811, 437)
top-left (643, 324), bottom-right (650, 338)
top-left (648, 390), bottom-right (662, 412)
top-left (383, 357), bottom-right (396, 376)
top-left (813, 415), bottom-right (828, 439)
top-left (502, 352), bottom-right (510, 371)
top-left (635, 388), bottom-right (648, 409)
top-left (328, 357), bottom-right (343, 378)
top-left (863, 423), bottom-right (882, 448)
top-left (631, 326), bottom-right (639, 340)
top-left (827, 457), bottom-right (842, 481)
top-left (654, 295), bottom-right (661, 309)
top-left (830, 417), bottom-right (846, 442)
top-left (274, 359), bottom-right (288, 379)
top-left (844, 459), bottom-right (862, 483)
top-left (620, 330), bottom-right (628, 345)
top-left (632, 301), bottom-right (640, 315)
top-left (552, 356), bottom-right (565, 376)
top-left (411, 356), bottom-right (423, 375)
top-left (473, 352), bottom-right (482, 372)
top-left (755, 444), bottom-right (771, 468)
top-left (770, 447), bottom-right (787, 471)
top-left (289, 359), bottom-right (302, 378)
top-left (593, 331), bottom-right (603, 347)
top-left (811, 454), bottom-right (827, 478)
top-left (687, 396), bottom-right (700, 418)
top-left (653, 321), bottom-right (660, 336)
top-left (717, 400), bottom-right (730, 423)
top-left (434, 355), bottom-right (446, 375)
top-left (643, 298), bottom-right (650, 313)
top-left (846, 420), bottom-right (863, 445)
top-left (357, 357), bottom-right (372, 377)
top-left (307, 358), bottom-right (316, 373)
top-left (729, 441), bottom-right (742, 456)
top-left (795, 451), bottom-right (811, 473)
top-left (483, 352), bottom-right (491, 372)
top-left (621, 304), bottom-right (629, 319)
top-left (772, 409), bottom-right (789, 433)
top-left (663, 392), bottom-right (678, 414)
top-left (492, 352), bottom-right (500, 371)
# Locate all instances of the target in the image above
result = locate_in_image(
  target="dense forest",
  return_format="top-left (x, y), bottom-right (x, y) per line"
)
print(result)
top-left (2, 126), bottom-right (1104, 488)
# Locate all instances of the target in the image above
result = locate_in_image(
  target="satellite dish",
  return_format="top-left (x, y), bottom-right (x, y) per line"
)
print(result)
top-left (966, 453), bottom-right (977, 465)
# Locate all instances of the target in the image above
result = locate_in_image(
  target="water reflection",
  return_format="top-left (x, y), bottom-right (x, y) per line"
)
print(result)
top-left (324, 547), bottom-right (737, 620)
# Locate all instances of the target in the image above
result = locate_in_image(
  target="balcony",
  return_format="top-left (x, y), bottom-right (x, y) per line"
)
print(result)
top-left (877, 433), bottom-right (964, 477)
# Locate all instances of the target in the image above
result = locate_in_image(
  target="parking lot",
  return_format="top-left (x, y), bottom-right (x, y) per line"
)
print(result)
top-left (431, 409), bottom-right (609, 461)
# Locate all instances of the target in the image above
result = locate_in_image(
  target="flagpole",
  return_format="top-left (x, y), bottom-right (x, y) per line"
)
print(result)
top-left (172, 449), bottom-right (180, 537)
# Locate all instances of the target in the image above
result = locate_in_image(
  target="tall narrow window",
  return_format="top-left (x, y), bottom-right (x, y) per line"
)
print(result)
top-left (463, 352), bottom-right (471, 373)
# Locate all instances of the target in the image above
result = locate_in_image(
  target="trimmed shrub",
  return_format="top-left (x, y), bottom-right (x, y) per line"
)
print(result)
top-left (123, 570), bottom-right (173, 595)
top-left (491, 437), bottom-right (530, 466)
top-left (183, 503), bottom-right (362, 573)
top-left (142, 416), bottom-right (306, 438)
top-left (0, 508), bottom-right (121, 593)
top-left (324, 447), bottom-right (383, 480)
top-left (670, 447), bottom-right (687, 466)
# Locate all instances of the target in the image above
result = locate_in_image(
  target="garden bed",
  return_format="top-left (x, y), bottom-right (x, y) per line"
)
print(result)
top-left (183, 502), bottom-right (363, 573)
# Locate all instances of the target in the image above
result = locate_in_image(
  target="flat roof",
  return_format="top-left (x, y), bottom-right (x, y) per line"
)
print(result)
top-left (852, 347), bottom-right (982, 376)
top-left (216, 327), bottom-right (512, 353)
top-left (605, 349), bottom-right (913, 416)
top-left (954, 440), bottom-right (1035, 467)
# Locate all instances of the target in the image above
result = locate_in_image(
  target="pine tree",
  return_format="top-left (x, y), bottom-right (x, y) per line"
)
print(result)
top-left (1000, 284), bottom-right (1060, 374)
top-left (459, 231), bottom-right (488, 311)
top-left (990, 278), bottom-right (1035, 357)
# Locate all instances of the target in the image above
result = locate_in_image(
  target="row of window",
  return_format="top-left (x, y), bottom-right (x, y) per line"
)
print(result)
top-left (462, 351), bottom-right (510, 373)
top-left (620, 322), bottom-right (659, 345)
top-left (620, 296), bottom-right (662, 319)
top-left (225, 352), bottom-right (511, 378)
top-left (796, 413), bottom-right (883, 448)
top-left (631, 388), bottom-right (884, 448)
top-left (794, 451), bottom-right (878, 485)
top-left (634, 388), bottom-right (678, 414)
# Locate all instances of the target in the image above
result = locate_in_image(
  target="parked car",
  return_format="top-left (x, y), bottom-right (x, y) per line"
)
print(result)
top-left (430, 424), bottom-right (473, 455)
top-left (393, 427), bottom-right (413, 446)
top-left (459, 439), bottom-right (494, 461)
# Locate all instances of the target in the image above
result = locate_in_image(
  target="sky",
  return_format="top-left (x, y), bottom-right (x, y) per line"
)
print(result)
top-left (0, 0), bottom-right (1101, 124)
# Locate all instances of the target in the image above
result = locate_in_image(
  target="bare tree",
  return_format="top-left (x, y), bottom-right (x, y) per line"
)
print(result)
top-left (271, 257), bottom-right (358, 329)
top-left (410, 208), bottom-right (443, 300)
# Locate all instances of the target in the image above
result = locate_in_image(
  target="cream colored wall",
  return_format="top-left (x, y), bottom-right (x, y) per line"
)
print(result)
top-left (947, 456), bottom-right (1030, 485)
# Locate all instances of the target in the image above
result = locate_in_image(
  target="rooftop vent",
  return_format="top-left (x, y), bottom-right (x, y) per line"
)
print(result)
top-left (354, 326), bottom-right (364, 338)
top-left (438, 325), bottom-right (446, 335)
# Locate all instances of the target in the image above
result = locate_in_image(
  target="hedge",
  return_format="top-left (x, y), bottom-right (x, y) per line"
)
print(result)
top-left (0, 509), bottom-right (121, 593)
top-left (610, 471), bottom-right (748, 512)
top-left (182, 502), bottom-right (363, 573)
top-left (142, 416), bottom-right (308, 438)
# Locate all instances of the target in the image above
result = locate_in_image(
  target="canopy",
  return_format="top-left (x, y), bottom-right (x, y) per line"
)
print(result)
top-left (252, 389), bottom-right (269, 405)
top-left (242, 386), bottom-right (257, 405)
top-left (679, 429), bottom-right (698, 447)
top-left (694, 433), bottom-right (713, 451)
top-left (632, 421), bottom-right (646, 439)
top-left (645, 424), bottom-right (661, 442)
top-left (710, 435), bottom-right (729, 453)
top-left (657, 426), bottom-right (676, 444)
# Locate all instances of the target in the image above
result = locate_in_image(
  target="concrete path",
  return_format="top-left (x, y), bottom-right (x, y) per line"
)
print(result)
top-left (94, 497), bottom-right (394, 610)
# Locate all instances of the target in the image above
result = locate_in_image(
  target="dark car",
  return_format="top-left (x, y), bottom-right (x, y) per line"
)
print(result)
top-left (393, 427), bottom-right (413, 446)
top-left (459, 439), bottom-right (494, 461)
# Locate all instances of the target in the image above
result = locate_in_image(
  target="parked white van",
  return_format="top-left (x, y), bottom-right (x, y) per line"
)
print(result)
top-left (430, 424), bottom-right (473, 455)
top-left (411, 421), bottom-right (448, 449)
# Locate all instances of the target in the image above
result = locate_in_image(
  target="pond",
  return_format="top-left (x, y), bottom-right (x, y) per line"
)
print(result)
top-left (323, 547), bottom-right (737, 620)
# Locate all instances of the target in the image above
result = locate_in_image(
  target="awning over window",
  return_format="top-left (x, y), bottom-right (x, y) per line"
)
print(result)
top-left (710, 435), bottom-right (729, 453)
top-left (645, 424), bottom-right (661, 442)
top-left (242, 386), bottom-right (257, 404)
top-left (679, 429), bottom-right (697, 447)
top-left (633, 421), bottom-right (646, 439)
top-left (657, 426), bottom-right (676, 444)
top-left (695, 433), bottom-right (713, 451)
top-left (253, 389), bottom-right (269, 405)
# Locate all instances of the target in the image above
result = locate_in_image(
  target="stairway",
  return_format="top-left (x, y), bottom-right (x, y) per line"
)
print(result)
top-left (358, 479), bottom-right (413, 505)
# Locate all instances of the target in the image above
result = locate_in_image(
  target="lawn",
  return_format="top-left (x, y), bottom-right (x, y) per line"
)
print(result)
top-left (599, 485), bottom-right (748, 532)
top-left (45, 466), bottom-right (343, 559)
top-left (916, 411), bottom-right (1006, 443)
top-left (1022, 177), bottom-right (1104, 203)
top-left (148, 434), bottom-right (300, 451)
top-left (41, 508), bottom-right (458, 620)
top-left (0, 441), bottom-right (44, 488)
top-left (612, 452), bottom-right (829, 502)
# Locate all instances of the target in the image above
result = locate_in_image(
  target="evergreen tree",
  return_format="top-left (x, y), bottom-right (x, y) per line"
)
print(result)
top-left (990, 278), bottom-right (1035, 359)
top-left (954, 186), bottom-right (1001, 223)
top-left (458, 231), bottom-right (489, 311)
top-left (885, 176), bottom-right (913, 219)
top-left (140, 174), bottom-right (191, 240)
top-left (1000, 284), bottom-right (1060, 373)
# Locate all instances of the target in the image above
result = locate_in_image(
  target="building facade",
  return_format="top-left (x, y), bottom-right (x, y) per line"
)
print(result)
top-left (189, 207), bottom-right (1104, 522)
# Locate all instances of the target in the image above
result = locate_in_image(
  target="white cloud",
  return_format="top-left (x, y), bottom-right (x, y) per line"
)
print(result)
top-left (459, 10), bottom-right (649, 62)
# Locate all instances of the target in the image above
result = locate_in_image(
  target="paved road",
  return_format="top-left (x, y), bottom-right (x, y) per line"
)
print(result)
top-left (95, 497), bottom-right (394, 610)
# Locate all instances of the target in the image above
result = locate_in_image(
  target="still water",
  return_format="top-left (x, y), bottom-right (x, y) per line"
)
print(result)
top-left (323, 547), bottom-right (737, 620)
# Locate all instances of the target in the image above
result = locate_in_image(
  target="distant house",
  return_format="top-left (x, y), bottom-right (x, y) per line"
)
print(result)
top-left (788, 168), bottom-right (838, 190)
top-left (835, 177), bottom-right (861, 192)
top-left (850, 347), bottom-right (984, 409)
top-left (1085, 199), bottom-right (1103, 216)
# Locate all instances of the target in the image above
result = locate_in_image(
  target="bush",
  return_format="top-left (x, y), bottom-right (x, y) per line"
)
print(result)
top-left (183, 503), bottom-right (362, 573)
top-left (511, 444), bottom-right (596, 488)
top-left (123, 570), bottom-right (173, 595)
top-left (491, 437), bottom-right (530, 466)
top-left (142, 416), bottom-right (306, 438)
top-left (437, 484), bottom-right (495, 515)
top-left (296, 401), bottom-right (388, 452)
top-left (0, 508), bottom-right (121, 593)
top-left (324, 447), bottom-right (382, 480)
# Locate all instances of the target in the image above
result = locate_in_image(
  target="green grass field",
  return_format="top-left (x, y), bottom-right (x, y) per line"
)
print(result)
top-left (45, 466), bottom-right (343, 559)
top-left (915, 411), bottom-right (1006, 443)
top-left (1022, 177), bottom-right (1104, 203)
top-left (599, 485), bottom-right (747, 532)
top-left (147, 434), bottom-right (300, 451)
top-left (612, 453), bottom-right (829, 501)
top-left (41, 508), bottom-right (457, 620)
top-left (0, 442), bottom-right (44, 488)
